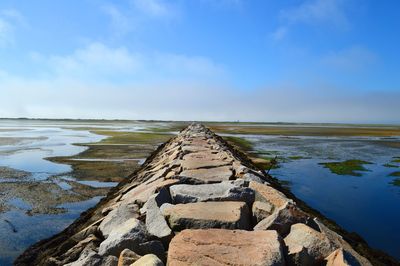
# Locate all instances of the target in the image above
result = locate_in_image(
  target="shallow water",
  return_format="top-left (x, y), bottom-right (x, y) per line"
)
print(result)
top-left (242, 134), bottom-right (400, 260)
top-left (0, 119), bottom-right (160, 265)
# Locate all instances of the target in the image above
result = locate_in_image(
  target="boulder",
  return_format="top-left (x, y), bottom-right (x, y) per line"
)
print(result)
top-left (167, 229), bottom-right (285, 265)
top-left (181, 151), bottom-right (231, 170)
top-left (169, 181), bottom-right (254, 205)
top-left (161, 201), bottom-right (250, 230)
top-left (325, 248), bottom-right (361, 266)
top-left (286, 245), bottom-right (315, 266)
top-left (98, 218), bottom-right (150, 257)
top-left (284, 223), bottom-right (335, 262)
top-left (254, 203), bottom-right (317, 235)
top-left (252, 200), bottom-right (274, 224)
top-left (145, 189), bottom-right (173, 243)
top-left (180, 166), bottom-right (233, 183)
top-left (249, 181), bottom-right (293, 209)
top-left (99, 203), bottom-right (140, 238)
top-left (118, 249), bottom-right (141, 266)
top-left (131, 254), bottom-right (164, 266)
top-left (102, 256), bottom-right (118, 266)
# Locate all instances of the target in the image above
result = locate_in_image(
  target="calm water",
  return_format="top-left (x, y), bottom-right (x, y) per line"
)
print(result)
top-left (0, 120), bottom-right (159, 265)
top-left (242, 134), bottom-right (400, 260)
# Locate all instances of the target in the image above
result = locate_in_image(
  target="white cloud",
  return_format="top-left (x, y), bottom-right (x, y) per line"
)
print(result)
top-left (272, 0), bottom-right (350, 41)
top-left (48, 42), bottom-right (142, 81)
top-left (102, 5), bottom-right (134, 36)
top-left (132, 0), bottom-right (172, 17)
top-left (102, 1), bottom-right (177, 37)
top-left (271, 26), bottom-right (288, 41)
top-left (281, 0), bottom-right (350, 28)
top-left (0, 9), bottom-right (24, 46)
top-left (321, 46), bottom-right (377, 71)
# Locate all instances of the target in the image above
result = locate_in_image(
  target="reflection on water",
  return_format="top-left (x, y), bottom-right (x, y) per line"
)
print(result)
top-left (244, 135), bottom-right (400, 259)
top-left (0, 119), bottom-right (160, 265)
top-left (0, 197), bottom-right (102, 266)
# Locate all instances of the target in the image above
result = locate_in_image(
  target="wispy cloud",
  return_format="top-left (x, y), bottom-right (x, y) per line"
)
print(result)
top-left (321, 46), bottom-right (378, 71)
top-left (272, 0), bottom-right (351, 41)
top-left (132, 0), bottom-right (173, 17)
top-left (281, 0), bottom-right (350, 28)
top-left (102, 0), bottom-right (178, 37)
top-left (0, 9), bottom-right (25, 46)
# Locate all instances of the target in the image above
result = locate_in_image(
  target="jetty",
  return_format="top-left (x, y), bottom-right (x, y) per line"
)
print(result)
top-left (15, 124), bottom-right (394, 265)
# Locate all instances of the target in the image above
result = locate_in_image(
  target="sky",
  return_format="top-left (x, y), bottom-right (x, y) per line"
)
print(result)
top-left (0, 0), bottom-right (399, 123)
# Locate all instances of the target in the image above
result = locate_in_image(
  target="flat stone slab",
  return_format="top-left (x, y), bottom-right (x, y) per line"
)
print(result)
top-left (180, 166), bottom-right (233, 183)
top-left (161, 201), bottom-right (250, 230)
top-left (167, 229), bottom-right (285, 266)
top-left (169, 181), bottom-right (255, 205)
top-left (249, 181), bottom-right (293, 209)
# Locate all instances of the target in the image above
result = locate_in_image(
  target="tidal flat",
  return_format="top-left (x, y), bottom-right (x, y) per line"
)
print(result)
top-left (1, 119), bottom-right (400, 264)
top-left (0, 119), bottom-right (175, 265)
top-left (216, 130), bottom-right (400, 260)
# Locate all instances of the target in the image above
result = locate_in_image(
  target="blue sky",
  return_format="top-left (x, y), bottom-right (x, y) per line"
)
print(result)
top-left (0, 0), bottom-right (399, 123)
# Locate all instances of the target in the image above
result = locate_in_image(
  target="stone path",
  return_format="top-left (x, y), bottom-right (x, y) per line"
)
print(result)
top-left (15, 124), bottom-right (374, 266)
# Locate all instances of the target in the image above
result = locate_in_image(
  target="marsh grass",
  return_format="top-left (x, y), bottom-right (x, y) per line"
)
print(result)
top-left (390, 178), bottom-right (400, 187)
top-left (208, 124), bottom-right (400, 137)
top-left (319, 160), bottom-right (372, 176)
top-left (223, 136), bottom-right (279, 170)
top-left (49, 130), bottom-right (174, 182)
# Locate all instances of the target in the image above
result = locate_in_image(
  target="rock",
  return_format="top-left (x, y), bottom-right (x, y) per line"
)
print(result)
top-left (99, 203), bottom-right (140, 238)
top-left (98, 218), bottom-right (150, 257)
top-left (121, 179), bottom-right (178, 206)
top-left (325, 248), bottom-right (361, 266)
top-left (254, 203), bottom-right (318, 236)
top-left (242, 171), bottom-right (266, 183)
top-left (249, 181), bottom-right (293, 209)
top-left (180, 166), bottom-right (233, 183)
top-left (131, 254), bottom-right (164, 266)
top-left (314, 219), bottom-right (372, 266)
top-left (138, 240), bottom-right (165, 262)
top-left (118, 249), bottom-right (141, 266)
top-left (102, 256), bottom-right (118, 266)
top-left (284, 223), bottom-right (335, 262)
top-left (286, 245), bottom-right (315, 266)
top-left (161, 201), bottom-right (250, 230)
top-left (181, 151), bottom-right (231, 170)
top-left (252, 200), bottom-right (274, 223)
top-left (167, 229), bottom-right (285, 265)
top-left (145, 189), bottom-right (173, 242)
top-left (169, 181), bottom-right (255, 205)
top-left (64, 248), bottom-right (101, 266)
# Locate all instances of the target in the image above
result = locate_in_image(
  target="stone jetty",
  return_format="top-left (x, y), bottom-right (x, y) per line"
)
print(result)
top-left (15, 124), bottom-right (395, 265)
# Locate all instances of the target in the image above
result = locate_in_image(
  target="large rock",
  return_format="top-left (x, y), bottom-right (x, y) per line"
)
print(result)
top-left (249, 181), bottom-right (293, 209)
top-left (145, 189), bottom-right (173, 242)
top-left (180, 166), bottom-right (233, 183)
top-left (254, 203), bottom-right (316, 235)
top-left (98, 218), bottom-right (150, 257)
top-left (121, 179), bottom-right (178, 205)
top-left (252, 200), bottom-right (274, 223)
top-left (118, 249), bottom-right (141, 266)
top-left (99, 203), bottom-right (140, 238)
top-left (325, 248), bottom-right (361, 266)
top-left (284, 223), bottom-right (334, 262)
top-left (161, 201), bottom-right (250, 230)
top-left (181, 151), bottom-right (231, 170)
top-left (131, 254), bottom-right (164, 266)
top-left (169, 180), bottom-right (255, 205)
top-left (167, 229), bottom-right (285, 265)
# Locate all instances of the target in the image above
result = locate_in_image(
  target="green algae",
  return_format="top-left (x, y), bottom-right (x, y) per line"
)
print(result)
top-left (319, 160), bottom-right (372, 176)
top-left (390, 178), bottom-right (400, 187)
top-left (388, 172), bottom-right (400, 177)
top-left (383, 163), bottom-right (399, 168)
